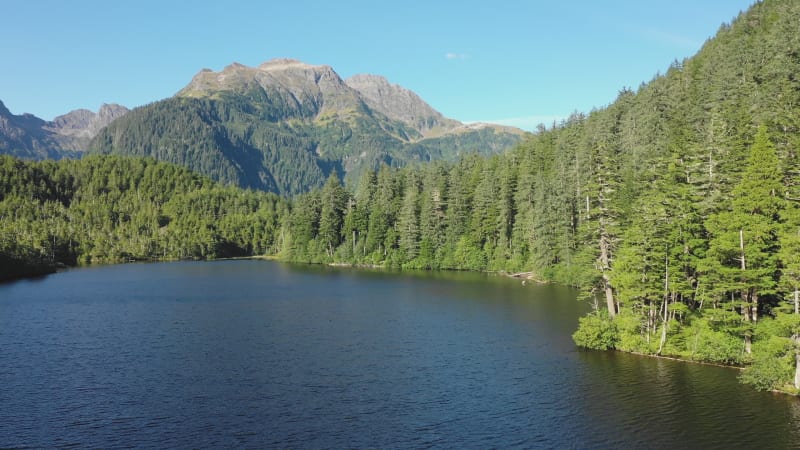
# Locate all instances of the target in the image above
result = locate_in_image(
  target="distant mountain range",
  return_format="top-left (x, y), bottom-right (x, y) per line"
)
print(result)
top-left (88, 59), bottom-right (525, 194)
top-left (0, 101), bottom-right (128, 159)
top-left (0, 59), bottom-right (526, 194)
top-left (90, 59), bottom-right (524, 194)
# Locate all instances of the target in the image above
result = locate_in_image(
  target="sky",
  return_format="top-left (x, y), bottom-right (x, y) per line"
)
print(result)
top-left (2, 0), bottom-right (756, 131)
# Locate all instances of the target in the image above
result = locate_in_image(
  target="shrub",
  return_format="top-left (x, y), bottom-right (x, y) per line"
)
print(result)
top-left (573, 313), bottom-right (618, 350)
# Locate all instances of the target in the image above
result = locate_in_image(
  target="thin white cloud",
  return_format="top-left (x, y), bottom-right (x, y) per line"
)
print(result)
top-left (445, 52), bottom-right (471, 60)
top-left (640, 27), bottom-right (701, 50)
top-left (467, 115), bottom-right (567, 132)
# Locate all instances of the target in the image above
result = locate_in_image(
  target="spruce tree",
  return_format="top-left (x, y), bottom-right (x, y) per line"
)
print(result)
top-left (318, 173), bottom-right (347, 257)
top-left (701, 125), bottom-right (783, 353)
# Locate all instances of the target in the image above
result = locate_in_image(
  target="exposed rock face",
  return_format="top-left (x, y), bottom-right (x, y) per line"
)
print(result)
top-left (178, 58), bottom-right (524, 140)
top-left (46, 104), bottom-right (129, 151)
top-left (0, 101), bottom-right (129, 159)
top-left (345, 73), bottom-right (460, 136)
top-left (0, 100), bottom-right (63, 159)
top-left (178, 58), bottom-right (368, 118)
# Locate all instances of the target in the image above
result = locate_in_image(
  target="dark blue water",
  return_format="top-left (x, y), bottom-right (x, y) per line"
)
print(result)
top-left (1, 260), bottom-right (799, 448)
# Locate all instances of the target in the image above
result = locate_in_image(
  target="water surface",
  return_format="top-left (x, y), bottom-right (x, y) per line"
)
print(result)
top-left (1, 260), bottom-right (798, 448)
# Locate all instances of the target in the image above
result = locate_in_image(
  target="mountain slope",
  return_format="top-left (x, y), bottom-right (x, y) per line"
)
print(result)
top-left (89, 59), bottom-right (526, 195)
top-left (345, 73), bottom-right (460, 136)
top-left (0, 100), bottom-right (64, 159)
top-left (0, 101), bottom-right (128, 159)
top-left (47, 104), bottom-right (129, 151)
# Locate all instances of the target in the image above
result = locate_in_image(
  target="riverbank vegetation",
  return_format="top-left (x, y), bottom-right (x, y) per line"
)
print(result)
top-left (4, 0), bottom-right (800, 393)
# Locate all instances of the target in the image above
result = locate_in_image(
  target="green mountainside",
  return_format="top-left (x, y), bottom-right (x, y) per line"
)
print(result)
top-left (89, 59), bottom-right (525, 195)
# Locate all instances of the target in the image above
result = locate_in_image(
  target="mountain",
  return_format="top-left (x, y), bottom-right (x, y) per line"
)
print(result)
top-left (47, 104), bottom-right (129, 151)
top-left (89, 59), bottom-right (526, 195)
top-left (0, 100), bottom-right (64, 159)
top-left (344, 73), bottom-right (461, 136)
top-left (0, 101), bottom-right (128, 159)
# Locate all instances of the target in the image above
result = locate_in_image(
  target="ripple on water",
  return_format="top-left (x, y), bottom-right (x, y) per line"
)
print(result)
top-left (1, 261), bottom-right (799, 448)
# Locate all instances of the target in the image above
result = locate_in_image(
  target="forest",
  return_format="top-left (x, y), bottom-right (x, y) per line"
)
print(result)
top-left (4, 0), bottom-right (800, 393)
top-left (0, 155), bottom-right (288, 281)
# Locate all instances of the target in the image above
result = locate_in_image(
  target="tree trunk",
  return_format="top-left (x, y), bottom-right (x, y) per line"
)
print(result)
top-left (599, 230), bottom-right (615, 317)
top-left (751, 292), bottom-right (759, 323)
top-left (742, 289), bottom-right (752, 354)
top-left (795, 345), bottom-right (800, 390)
top-left (795, 299), bottom-right (800, 390)
top-left (739, 229), bottom-right (746, 270)
top-left (603, 274), bottom-right (615, 317)
top-left (657, 253), bottom-right (669, 355)
top-left (791, 331), bottom-right (800, 391)
top-left (657, 296), bottom-right (668, 355)
top-left (739, 229), bottom-right (753, 353)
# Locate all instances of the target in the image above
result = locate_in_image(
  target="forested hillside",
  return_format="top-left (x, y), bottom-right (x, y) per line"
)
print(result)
top-left (0, 155), bottom-right (287, 281)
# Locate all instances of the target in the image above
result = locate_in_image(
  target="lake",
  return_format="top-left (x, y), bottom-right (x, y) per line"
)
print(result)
top-left (1, 260), bottom-right (799, 448)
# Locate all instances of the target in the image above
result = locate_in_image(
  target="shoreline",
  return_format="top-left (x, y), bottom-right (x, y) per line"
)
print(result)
top-left (620, 351), bottom-right (800, 397)
top-left (623, 350), bottom-right (744, 371)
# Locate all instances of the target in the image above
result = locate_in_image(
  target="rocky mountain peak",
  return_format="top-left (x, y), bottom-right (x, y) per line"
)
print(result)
top-left (179, 59), bottom-right (364, 118)
top-left (97, 104), bottom-right (129, 122)
top-left (345, 74), bottom-right (460, 136)
top-left (257, 58), bottom-right (316, 71)
top-left (50, 108), bottom-right (95, 129)
top-left (44, 104), bottom-right (129, 151)
top-left (50, 104), bottom-right (127, 131)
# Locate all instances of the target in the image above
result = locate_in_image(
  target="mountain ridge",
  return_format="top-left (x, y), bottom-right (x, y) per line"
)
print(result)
top-left (0, 101), bottom-right (129, 159)
top-left (178, 59), bottom-right (368, 119)
top-left (345, 73), bottom-right (461, 138)
top-left (89, 59), bottom-right (526, 194)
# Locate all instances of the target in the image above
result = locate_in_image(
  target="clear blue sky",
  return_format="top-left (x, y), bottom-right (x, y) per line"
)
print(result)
top-left (2, 0), bottom-right (755, 130)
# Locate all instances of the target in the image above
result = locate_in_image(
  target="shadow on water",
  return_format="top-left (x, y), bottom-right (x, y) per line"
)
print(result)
top-left (575, 349), bottom-right (800, 448)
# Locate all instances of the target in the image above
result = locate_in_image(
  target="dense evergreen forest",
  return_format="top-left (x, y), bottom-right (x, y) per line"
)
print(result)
top-left (5, 0), bottom-right (800, 393)
top-left (0, 155), bottom-right (287, 281)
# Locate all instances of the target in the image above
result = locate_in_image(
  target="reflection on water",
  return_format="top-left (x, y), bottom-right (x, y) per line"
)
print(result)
top-left (1, 260), bottom-right (798, 448)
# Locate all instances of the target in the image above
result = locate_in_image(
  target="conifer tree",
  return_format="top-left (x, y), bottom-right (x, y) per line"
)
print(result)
top-left (318, 173), bottom-right (347, 257)
top-left (701, 125), bottom-right (783, 353)
top-left (398, 171), bottom-right (421, 263)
